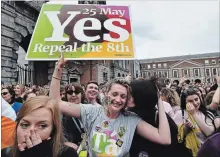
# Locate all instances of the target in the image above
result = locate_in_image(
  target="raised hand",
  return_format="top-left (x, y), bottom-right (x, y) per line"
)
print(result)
top-left (18, 129), bottom-right (50, 151)
top-left (183, 119), bottom-right (194, 134)
top-left (186, 103), bottom-right (196, 115)
top-left (55, 52), bottom-right (67, 69)
top-left (179, 77), bottom-right (187, 86)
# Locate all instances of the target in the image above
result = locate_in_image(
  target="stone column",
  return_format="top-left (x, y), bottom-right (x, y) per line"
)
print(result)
top-left (1, 2), bottom-right (18, 85)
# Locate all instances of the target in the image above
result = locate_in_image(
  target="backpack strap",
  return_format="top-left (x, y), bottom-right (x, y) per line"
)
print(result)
top-left (72, 118), bottom-right (83, 134)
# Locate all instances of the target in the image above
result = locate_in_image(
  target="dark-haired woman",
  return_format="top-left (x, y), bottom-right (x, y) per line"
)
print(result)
top-left (62, 83), bottom-right (86, 150)
top-left (129, 79), bottom-right (192, 157)
top-left (2, 87), bottom-right (22, 114)
top-left (176, 88), bottom-right (215, 156)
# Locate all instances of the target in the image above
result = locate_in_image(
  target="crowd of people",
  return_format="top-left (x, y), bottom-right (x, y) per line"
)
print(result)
top-left (1, 56), bottom-right (220, 157)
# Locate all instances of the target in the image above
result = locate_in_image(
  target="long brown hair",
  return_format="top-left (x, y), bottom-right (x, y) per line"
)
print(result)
top-left (12, 96), bottom-right (66, 157)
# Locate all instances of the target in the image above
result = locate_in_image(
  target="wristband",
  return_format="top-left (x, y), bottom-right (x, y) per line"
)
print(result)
top-left (52, 76), bottom-right (61, 80)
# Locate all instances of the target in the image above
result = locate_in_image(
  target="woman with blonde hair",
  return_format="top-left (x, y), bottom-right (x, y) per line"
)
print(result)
top-left (160, 88), bottom-right (181, 114)
top-left (50, 55), bottom-right (171, 157)
top-left (14, 84), bottom-right (25, 103)
top-left (1, 96), bottom-right (78, 157)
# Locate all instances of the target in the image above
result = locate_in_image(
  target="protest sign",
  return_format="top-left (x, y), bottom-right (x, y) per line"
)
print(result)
top-left (26, 4), bottom-right (135, 60)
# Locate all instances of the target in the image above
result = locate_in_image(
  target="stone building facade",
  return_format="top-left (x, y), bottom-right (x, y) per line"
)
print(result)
top-left (140, 52), bottom-right (220, 83)
top-left (1, 1), bottom-right (46, 85)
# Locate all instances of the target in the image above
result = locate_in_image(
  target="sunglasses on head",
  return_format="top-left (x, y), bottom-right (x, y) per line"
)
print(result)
top-left (1, 92), bottom-right (8, 95)
top-left (66, 90), bottom-right (81, 95)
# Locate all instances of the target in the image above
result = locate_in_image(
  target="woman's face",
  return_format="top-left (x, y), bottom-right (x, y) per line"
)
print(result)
top-left (186, 94), bottom-right (201, 110)
top-left (14, 85), bottom-right (22, 96)
top-left (66, 86), bottom-right (82, 104)
top-left (1, 89), bottom-right (12, 103)
top-left (17, 108), bottom-right (53, 145)
top-left (107, 84), bottom-right (127, 113)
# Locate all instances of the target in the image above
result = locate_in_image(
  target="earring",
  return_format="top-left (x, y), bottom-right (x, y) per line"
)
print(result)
top-left (107, 98), bottom-right (111, 105)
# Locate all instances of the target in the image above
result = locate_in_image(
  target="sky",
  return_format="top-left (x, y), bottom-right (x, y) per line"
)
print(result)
top-left (18, 0), bottom-right (220, 63)
top-left (106, 0), bottom-right (220, 59)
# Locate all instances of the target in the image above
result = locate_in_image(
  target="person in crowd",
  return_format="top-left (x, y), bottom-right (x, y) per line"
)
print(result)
top-left (60, 85), bottom-right (65, 100)
top-left (31, 85), bottom-right (38, 93)
top-left (1, 81), bottom-right (5, 88)
top-left (173, 80), bottom-right (180, 87)
top-left (205, 91), bottom-right (215, 107)
top-left (22, 91), bottom-right (37, 102)
top-left (98, 86), bottom-right (106, 104)
top-left (198, 87), bottom-right (207, 103)
top-left (81, 84), bottom-right (86, 92)
top-left (1, 97), bottom-right (16, 149)
top-left (14, 84), bottom-right (25, 103)
top-left (178, 77), bottom-right (188, 90)
top-left (204, 86), bottom-right (210, 94)
top-left (129, 79), bottom-right (192, 157)
top-left (193, 87), bottom-right (206, 106)
top-left (84, 80), bottom-right (101, 106)
top-left (160, 88), bottom-right (182, 123)
top-left (195, 79), bottom-right (202, 87)
top-left (177, 88), bottom-right (215, 157)
top-left (196, 132), bottom-right (220, 157)
top-left (2, 87), bottom-right (22, 114)
top-left (209, 77), bottom-right (218, 92)
top-left (1, 96), bottom-right (78, 157)
top-left (24, 85), bottom-right (31, 93)
top-left (49, 56), bottom-right (171, 157)
top-left (170, 84), bottom-right (178, 91)
top-left (174, 77), bottom-right (189, 96)
top-left (62, 83), bottom-right (86, 150)
top-left (206, 76), bottom-right (220, 116)
top-left (36, 87), bottom-right (49, 96)
top-left (150, 79), bottom-right (176, 120)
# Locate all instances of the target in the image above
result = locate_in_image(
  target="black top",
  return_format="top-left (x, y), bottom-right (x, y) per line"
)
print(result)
top-left (129, 112), bottom-right (193, 157)
top-left (62, 115), bottom-right (85, 146)
top-left (1, 140), bottom-right (78, 157)
top-left (210, 84), bottom-right (218, 92)
top-left (15, 97), bottom-right (23, 103)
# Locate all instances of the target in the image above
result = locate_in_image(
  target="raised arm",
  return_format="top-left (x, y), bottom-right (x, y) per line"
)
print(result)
top-left (209, 76), bottom-right (220, 110)
top-left (49, 54), bottom-right (80, 118)
top-left (136, 98), bottom-right (171, 145)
